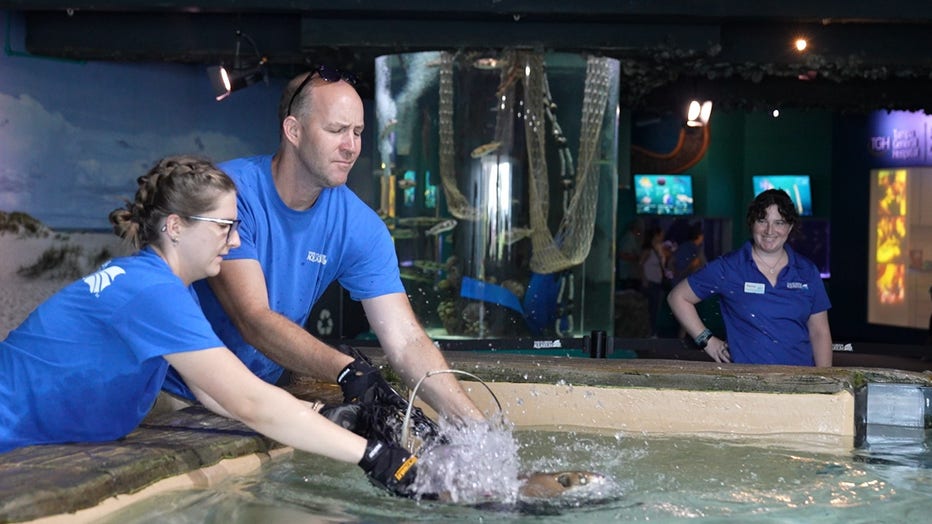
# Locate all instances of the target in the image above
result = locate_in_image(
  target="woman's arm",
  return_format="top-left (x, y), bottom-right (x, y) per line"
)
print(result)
top-left (164, 347), bottom-right (366, 464)
top-left (667, 280), bottom-right (705, 337)
top-left (667, 280), bottom-right (730, 363)
top-left (807, 311), bottom-right (833, 367)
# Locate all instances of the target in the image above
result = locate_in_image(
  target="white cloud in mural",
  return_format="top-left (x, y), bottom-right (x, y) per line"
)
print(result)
top-left (0, 93), bottom-right (80, 213)
top-left (0, 91), bottom-right (257, 229)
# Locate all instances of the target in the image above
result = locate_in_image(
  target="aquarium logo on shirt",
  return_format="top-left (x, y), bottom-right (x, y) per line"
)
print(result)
top-left (83, 266), bottom-right (126, 297)
top-left (787, 282), bottom-right (809, 290)
top-left (306, 251), bottom-right (328, 265)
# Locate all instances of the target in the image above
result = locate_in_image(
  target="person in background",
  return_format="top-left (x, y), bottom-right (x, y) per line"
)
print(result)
top-left (162, 68), bottom-right (483, 425)
top-left (670, 221), bottom-right (706, 339)
top-left (671, 220), bottom-right (705, 286)
top-left (639, 224), bottom-right (671, 337)
top-left (616, 219), bottom-right (644, 291)
top-left (667, 189), bottom-right (833, 366)
top-left (0, 156), bottom-right (417, 496)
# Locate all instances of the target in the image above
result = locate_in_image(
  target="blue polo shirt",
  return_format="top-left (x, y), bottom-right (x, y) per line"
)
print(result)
top-left (686, 241), bottom-right (831, 366)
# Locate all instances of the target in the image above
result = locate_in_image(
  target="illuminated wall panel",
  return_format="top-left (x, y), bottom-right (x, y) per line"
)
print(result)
top-left (868, 168), bottom-right (932, 328)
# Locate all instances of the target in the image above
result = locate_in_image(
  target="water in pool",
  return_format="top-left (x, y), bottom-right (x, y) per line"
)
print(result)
top-left (99, 428), bottom-right (932, 523)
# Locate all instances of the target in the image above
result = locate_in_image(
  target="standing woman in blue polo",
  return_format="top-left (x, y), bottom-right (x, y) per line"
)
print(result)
top-left (667, 189), bottom-right (833, 366)
top-left (0, 156), bottom-right (417, 496)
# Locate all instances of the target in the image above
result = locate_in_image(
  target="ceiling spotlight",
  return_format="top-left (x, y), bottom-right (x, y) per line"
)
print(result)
top-left (207, 30), bottom-right (268, 101)
top-left (686, 99), bottom-right (713, 127)
top-left (794, 38), bottom-right (808, 52)
top-left (772, 109), bottom-right (780, 118)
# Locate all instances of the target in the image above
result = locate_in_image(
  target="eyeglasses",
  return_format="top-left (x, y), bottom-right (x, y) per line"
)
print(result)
top-left (285, 65), bottom-right (359, 117)
top-left (186, 215), bottom-right (241, 244)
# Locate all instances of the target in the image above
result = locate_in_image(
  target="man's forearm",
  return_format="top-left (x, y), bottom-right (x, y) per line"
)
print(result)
top-left (239, 309), bottom-right (351, 380)
top-left (386, 337), bottom-right (484, 422)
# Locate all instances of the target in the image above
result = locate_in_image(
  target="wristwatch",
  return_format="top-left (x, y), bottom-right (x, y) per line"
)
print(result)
top-left (694, 329), bottom-right (713, 349)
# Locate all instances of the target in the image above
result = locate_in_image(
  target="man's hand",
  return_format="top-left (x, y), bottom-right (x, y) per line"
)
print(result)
top-left (357, 439), bottom-right (419, 497)
top-left (336, 345), bottom-right (444, 446)
top-left (337, 356), bottom-right (399, 405)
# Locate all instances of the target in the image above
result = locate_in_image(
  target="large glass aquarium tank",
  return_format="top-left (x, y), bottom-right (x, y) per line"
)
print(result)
top-left (374, 50), bottom-right (619, 339)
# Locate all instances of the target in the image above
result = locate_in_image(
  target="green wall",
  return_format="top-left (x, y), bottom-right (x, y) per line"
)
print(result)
top-left (619, 109), bottom-right (833, 252)
top-left (689, 109), bottom-right (833, 248)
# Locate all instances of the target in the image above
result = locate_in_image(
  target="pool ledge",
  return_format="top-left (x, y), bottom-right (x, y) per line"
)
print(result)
top-left (21, 448), bottom-right (294, 524)
top-left (0, 406), bottom-right (304, 524)
top-left (415, 353), bottom-right (932, 438)
top-left (2, 356), bottom-right (930, 522)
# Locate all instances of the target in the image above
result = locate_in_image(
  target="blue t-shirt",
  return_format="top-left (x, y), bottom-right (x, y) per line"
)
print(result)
top-left (686, 241), bottom-right (831, 366)
top-left (0, 248), bottom-right (222, 453)
top-left (164, 155), bottom-right (403, 398)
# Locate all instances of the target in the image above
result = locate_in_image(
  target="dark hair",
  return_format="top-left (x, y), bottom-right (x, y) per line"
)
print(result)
top-left (108, 155), bottom-right (236, 250)
top-left (746, 189), bottom-right (799, 232)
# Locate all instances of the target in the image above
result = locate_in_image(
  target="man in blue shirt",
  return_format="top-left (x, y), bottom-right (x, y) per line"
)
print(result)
top-left (164, 68), bottom-right (483, 423)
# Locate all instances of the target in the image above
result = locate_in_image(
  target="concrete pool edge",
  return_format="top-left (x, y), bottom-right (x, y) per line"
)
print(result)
top-left (399, 353), bottom-right (929, 437)
top-left (2, 356), bottom-right (930, 522)
top-left (0, 407), bottom-right (293, 523)
top-left (26, 447), bottom-right (295, 524)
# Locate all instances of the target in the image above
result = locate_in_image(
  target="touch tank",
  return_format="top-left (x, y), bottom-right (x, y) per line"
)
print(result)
top-left (374, 50), bottom-right (619, 338)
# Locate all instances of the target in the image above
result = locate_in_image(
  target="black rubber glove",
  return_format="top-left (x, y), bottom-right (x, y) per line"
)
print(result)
top-left (319, 403), bottom-right (369, 435)
top-left (335, 345), bottom-right (443, 446)
top-left (358, 439), bottom-right (419, 497)
top-left (337, 356), bottom-right (399, 405)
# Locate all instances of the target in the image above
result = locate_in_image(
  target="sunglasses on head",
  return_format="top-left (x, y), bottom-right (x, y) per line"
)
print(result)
top-left (286, 65), bottom-right (359, 117)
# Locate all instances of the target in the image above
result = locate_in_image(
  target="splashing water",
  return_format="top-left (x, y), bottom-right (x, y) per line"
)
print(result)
top-left (412, 417), bottom-right (523, 504)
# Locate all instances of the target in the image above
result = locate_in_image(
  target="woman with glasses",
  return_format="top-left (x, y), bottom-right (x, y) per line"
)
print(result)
top-left (0, 156), bottom-right (418, 497)
top-left (667, 189), bottom-right (833, 366)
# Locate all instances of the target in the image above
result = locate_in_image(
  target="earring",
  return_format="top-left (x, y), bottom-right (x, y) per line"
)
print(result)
top-left (171, 236), bottom-right (179, 245)
top-left (160, 225), bottom-right (167, 232)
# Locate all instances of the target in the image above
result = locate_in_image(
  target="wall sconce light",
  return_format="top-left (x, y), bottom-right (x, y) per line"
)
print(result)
top-left (686, 100), bottom-right (713, 127)
top-left (206, 30), bottom-right (268, 101)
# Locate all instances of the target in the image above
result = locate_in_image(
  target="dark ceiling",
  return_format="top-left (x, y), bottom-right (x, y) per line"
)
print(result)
top-left (5, 1), bottom-right (932, 113)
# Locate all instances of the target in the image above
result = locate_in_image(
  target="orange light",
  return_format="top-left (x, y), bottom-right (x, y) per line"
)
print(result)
top-left (794, 38), bottom-right (808, 52)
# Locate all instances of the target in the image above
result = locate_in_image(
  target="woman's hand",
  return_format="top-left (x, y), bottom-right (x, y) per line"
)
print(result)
top-left (704, 336), bottom-right (731, 363)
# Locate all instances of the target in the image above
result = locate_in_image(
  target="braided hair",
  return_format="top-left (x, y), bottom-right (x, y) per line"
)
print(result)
top-left (108, 155), bottom-right (235, 250)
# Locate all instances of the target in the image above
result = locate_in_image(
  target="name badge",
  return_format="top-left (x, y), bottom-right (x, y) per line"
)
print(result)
top-left (744, 282), bottom-right (765, 294)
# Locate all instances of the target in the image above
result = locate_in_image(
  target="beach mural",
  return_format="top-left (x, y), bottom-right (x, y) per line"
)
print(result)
top-left (0, 11), bottom-right (284, 336)
top-left (0, 12), bottom-right (283, 229)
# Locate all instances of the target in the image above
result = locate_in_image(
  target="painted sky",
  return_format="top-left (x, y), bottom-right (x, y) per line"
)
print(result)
top-left (0, 11), bottom-right (285, 229)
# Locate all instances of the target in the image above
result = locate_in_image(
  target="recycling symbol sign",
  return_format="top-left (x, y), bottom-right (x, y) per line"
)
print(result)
top-left (316, 308), bottom-right (334, 335)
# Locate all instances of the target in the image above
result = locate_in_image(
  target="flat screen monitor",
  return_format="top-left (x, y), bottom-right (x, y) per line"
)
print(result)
top-left (634, 174), bottom-right (694, 215)
top-left (752, 175), bottom-right (813, 216)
